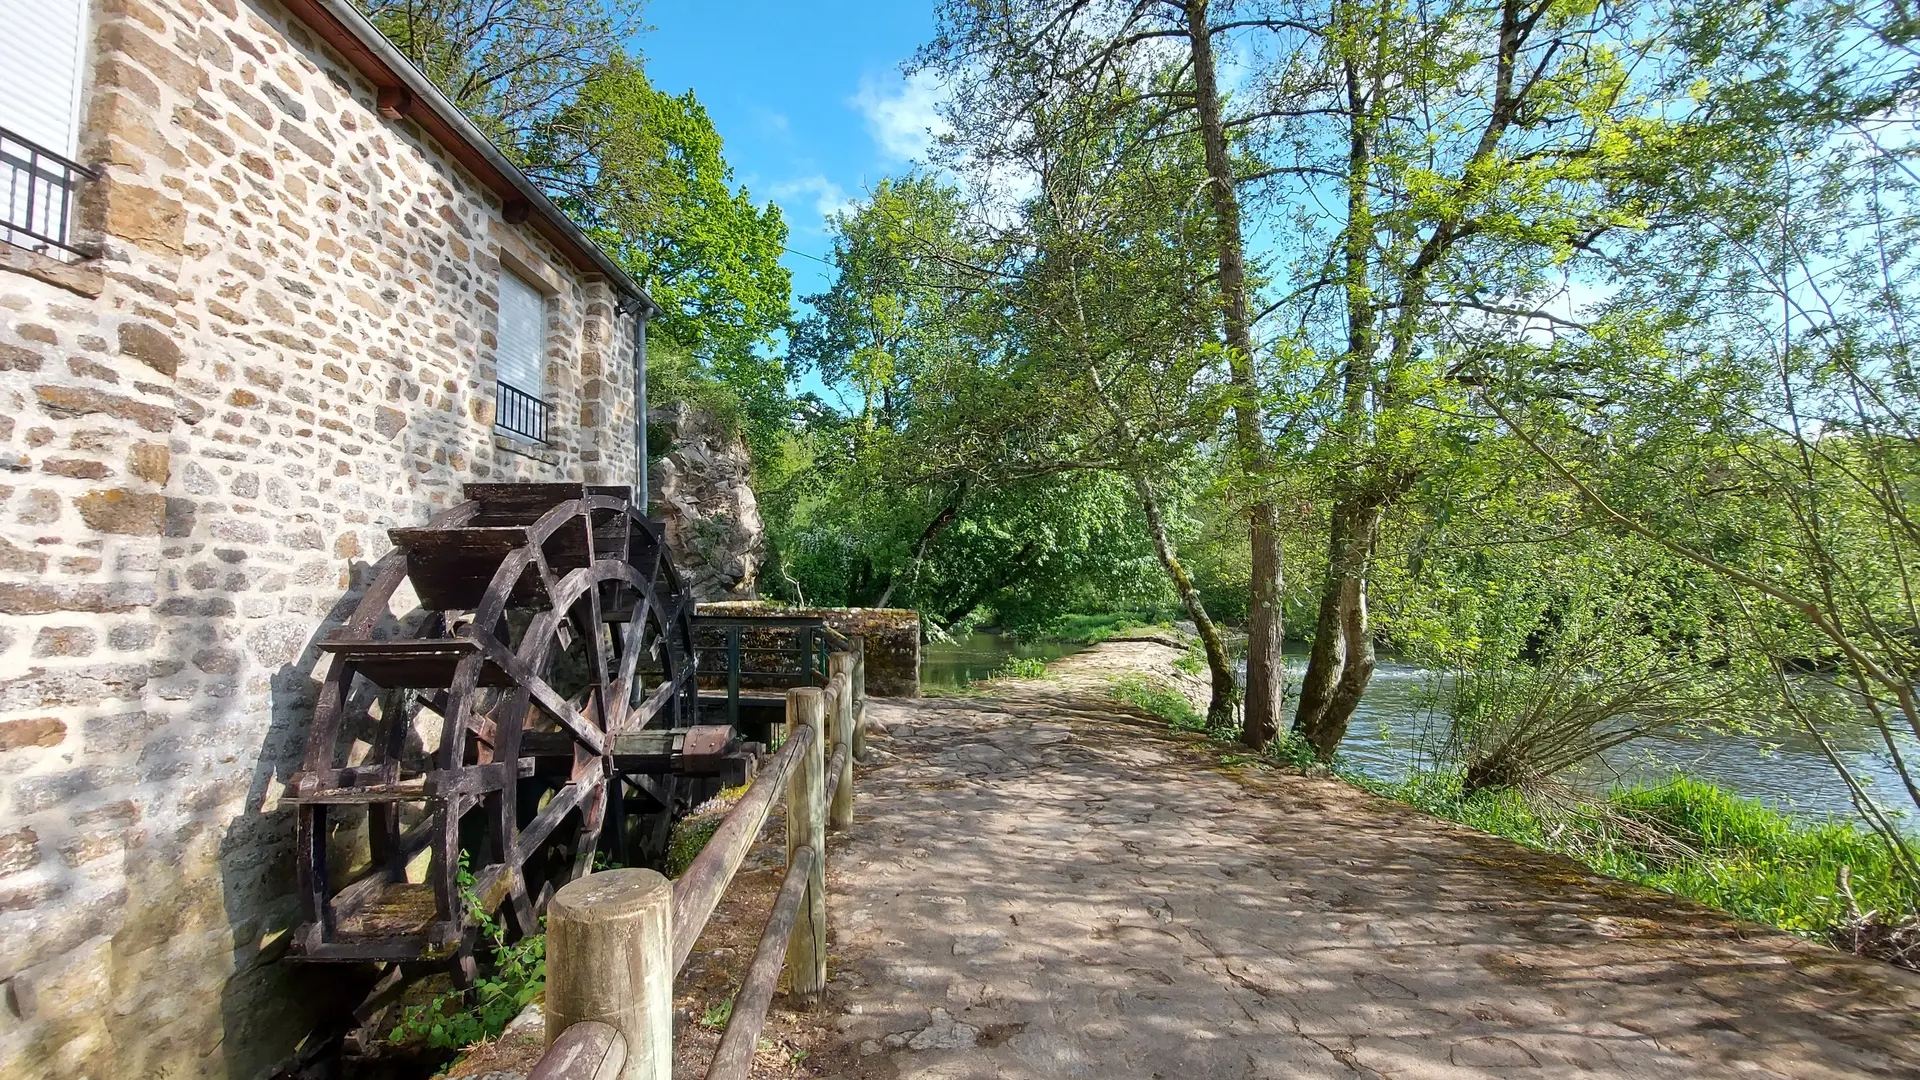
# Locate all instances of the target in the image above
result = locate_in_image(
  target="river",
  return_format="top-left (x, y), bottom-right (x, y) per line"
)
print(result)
top-left (923, 632), bottom-right (1918, 827)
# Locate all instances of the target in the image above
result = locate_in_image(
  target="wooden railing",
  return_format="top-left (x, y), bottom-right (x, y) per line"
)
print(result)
top-left (528, 637), bottom-right (865, 1080)
top-left (691, 614), bottom-right (851, 730)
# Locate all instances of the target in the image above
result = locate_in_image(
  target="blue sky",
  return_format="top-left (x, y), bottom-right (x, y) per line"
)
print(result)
top-left (635, 1), bottom-right (940, 307)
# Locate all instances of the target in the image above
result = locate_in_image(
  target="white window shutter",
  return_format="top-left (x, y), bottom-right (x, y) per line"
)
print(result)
top-left (0, 0), bottom-right (88, 156)
top-left (495, 270), bottom-right (546, 397)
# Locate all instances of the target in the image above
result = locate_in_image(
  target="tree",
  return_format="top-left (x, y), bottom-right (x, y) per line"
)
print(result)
top-left (537, 59), bottom-right (793, 429)
top-left (919, 0), bottom-right (1290, 746)
top-left (359, 0), bottom-right (645, 154)
top-left (1239, 0), bottom-right (1691, 760)
top-left (1470, 0), bottom-right (1920, 881)
top-left (792, 74), bottom-right (1255, 723)
top-left (792, 177), bottom-right (981, 429)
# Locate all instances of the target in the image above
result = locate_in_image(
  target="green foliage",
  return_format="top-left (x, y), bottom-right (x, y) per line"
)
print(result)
top-left (1263, 734), bottom-right (1324, 772)
top-left (1112, 674), bottom-right (1206, 732)
top-left (391, 855), bottom-right (546, 1051)
top-left (1036, 613), bottom-right (1155, 645)
top-left (1352, 772), bottom-right (1919, 942)
top-left (791, 177), bottom-right (980, 427)
top-left (699, 994), bottom-right (735, 1030)
top-left (995, 656), bottom-right (1051, 679)
top-left (546, 58), bottom-right (793, 420)
top-left (667, 813), bottom-right (725, 878)
top-left (769, 106), bottom-right (1235, 636)
top-left (360, 1), bottom-right (794, 448)
top-left (646, 340), bottom-right (746, 443)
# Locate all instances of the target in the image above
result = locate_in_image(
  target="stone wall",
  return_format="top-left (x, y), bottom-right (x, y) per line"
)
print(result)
top-left (699, 604), bottom-right (922, 697)
top-left (0, 2), bottom-right (640, 1077)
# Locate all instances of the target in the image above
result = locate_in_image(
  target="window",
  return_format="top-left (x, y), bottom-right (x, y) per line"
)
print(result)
top-left (1, 0), bottom-right (93, 259)
top-left (494, 268), bottom-right (550, 443)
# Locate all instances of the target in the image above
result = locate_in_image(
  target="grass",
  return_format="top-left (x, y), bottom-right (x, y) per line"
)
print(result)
top-left (995, 655), bottom-right (1051, 679)
top-left (1039, 612), bottom-right (1162, 645)
top-left (666, 783), bottom-right (754, 876)
top-left (1112, 672), bottom-right (1216, 734)
top-left (667, 814), bottom-right (725, 877)
top-left (1347, 768), bottom-right (1920, 946)
top-left (1112, 672), bottom-right (1205, 730)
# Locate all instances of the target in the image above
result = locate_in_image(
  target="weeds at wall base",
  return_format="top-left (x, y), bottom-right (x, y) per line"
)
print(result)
top-left (389, 855), bottom-right (547, 1053)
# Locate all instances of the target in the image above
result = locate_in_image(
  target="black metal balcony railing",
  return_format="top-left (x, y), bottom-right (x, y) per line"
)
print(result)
top-left (495, 380), bottom-right (552, 444)
top-left (1, 125), bottom-right (96, 261)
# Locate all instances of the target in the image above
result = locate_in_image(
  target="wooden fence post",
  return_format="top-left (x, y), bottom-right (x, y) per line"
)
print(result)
top-left (784, 687), bottom-right (828, 1007)
top-left (849, 636), bottom-right (869, 761)
top-left (545, 869), bottom-right (673, 1080)
top-left (826, 661), bottom-right (855, 831)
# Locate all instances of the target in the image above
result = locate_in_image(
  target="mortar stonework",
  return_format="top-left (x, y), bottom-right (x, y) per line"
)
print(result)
top-left (0, 2), bottom-right (641, 1076)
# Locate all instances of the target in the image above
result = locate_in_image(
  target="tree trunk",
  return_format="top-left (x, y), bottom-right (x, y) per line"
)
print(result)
top-left (1132, 470), bottom-right (1240, 728)
top-left (1291, 30), bottom-right (1391, 763)
top-left (1185, 0), bottom-right (1283, 749)
top-left (1292, 497), bottom-right (1384, 759)
top-left (1291, 572), bottom-right (1351, 748)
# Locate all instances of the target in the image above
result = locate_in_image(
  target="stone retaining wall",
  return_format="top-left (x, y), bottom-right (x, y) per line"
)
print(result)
top-left (0, 2), bottom-right (639, 1076)
top-left (698, 604), bottom-right (922, 697)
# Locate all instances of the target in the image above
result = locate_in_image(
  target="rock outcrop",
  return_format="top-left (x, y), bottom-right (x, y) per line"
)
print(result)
top-left (650, 400), bottom-right (765, 600)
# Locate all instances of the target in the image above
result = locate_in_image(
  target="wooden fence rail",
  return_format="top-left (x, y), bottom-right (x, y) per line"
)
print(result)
top-left (528, 639), bottom-right (866, 1080)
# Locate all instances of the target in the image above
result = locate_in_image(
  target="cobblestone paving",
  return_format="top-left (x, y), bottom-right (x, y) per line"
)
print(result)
top-left (821, 661), bottom-right (1920, 1079)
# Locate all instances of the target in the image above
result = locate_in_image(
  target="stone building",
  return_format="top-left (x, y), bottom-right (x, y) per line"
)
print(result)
top-left (0, 1), bottom-right (655, 1076)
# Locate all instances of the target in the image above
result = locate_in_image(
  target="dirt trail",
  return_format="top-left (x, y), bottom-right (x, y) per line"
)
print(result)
top-left (814, 637), bottom-right (1920, 1079)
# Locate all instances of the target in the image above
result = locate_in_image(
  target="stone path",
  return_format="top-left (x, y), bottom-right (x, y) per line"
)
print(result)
top-left (816, 649), bottom-right (1920, 1079)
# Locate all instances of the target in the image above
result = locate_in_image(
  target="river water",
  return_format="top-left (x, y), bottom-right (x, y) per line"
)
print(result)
top-left (923, 633), bottom-right (1918, 827)
top-left (920, 631), bottom-right (1090, 690)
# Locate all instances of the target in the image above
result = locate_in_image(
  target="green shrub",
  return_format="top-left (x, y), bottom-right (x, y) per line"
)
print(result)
top-left (1042, 613), bottom-right (1153, 644)
top-left (1262, 732), bottom-right (1321, 771)
top-left (667, 814), bottom-right (725, 877)
top-left (646, 340), bottom-right (744, 441)
top-left (700, 994), bottom-right (735, 1030)
top-left (995, 655), bottom-right (1050, 679)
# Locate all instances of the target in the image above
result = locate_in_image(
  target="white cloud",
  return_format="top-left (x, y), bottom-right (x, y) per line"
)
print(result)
top-left (770, 175), bottom-right (857, 230)
top-left (753, 107), bottom-right (792, 139)
top-left (850, 69), bottom-right (947, 163)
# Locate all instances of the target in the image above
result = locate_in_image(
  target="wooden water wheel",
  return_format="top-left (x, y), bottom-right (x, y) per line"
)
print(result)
top-left (286, 483), bottom-right (720, 987)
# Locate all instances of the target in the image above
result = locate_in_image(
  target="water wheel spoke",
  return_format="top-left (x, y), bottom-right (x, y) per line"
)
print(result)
top-left (572, 783), bottom-right (609, 879)
top-left (474, 636), bottom-right (606, 755)
top-left (515, 775), bottom-right (600, 866)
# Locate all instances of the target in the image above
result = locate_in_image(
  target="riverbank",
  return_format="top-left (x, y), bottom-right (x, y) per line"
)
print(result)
top-left (1037, 633), bottom-right (1920, 971)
